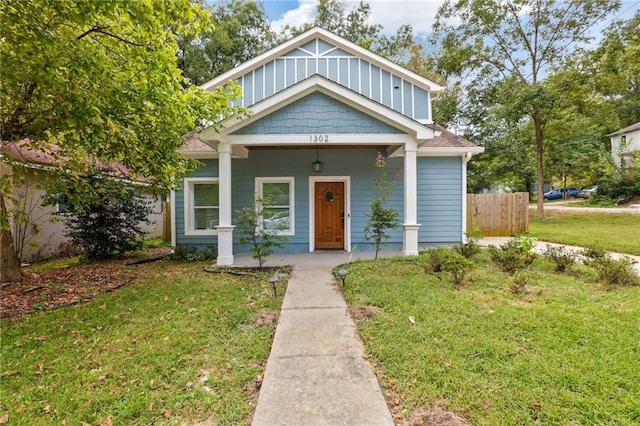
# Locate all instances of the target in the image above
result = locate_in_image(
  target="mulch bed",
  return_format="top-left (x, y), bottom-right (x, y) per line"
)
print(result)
top-left (0, 248), bottom-right (171, 320)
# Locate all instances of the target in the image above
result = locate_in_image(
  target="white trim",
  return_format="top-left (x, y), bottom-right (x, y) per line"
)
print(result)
top-left (462, 152), bottom-right (472, 243)
top-left (226, 134), bottom-right (413, 146)
top-left (183, 177), bottom-right (220, 236)
top-left (255, 177), bottom-right (295, 236)
top-left (417, 147), bottom-right (485, 156)
top-left (403, 141), bottom-right (420, 256)
top-left (308, 176), bottom-right (351, 253)
top-left (170, 190), bottom-right (176, 247)
top-left (200, 27), bottom-right (444, 94)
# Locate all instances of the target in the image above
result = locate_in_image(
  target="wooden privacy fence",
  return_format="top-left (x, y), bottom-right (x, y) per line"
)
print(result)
top-left (466, 192), bottom-right (529, 236)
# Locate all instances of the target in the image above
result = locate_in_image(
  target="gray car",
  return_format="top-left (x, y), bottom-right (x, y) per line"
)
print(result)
top-left (577, 185), bottom-right (598, 199)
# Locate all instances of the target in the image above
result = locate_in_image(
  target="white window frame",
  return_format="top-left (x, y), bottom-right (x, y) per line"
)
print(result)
top-left (255, 177), bottom-right (295, 236)
top-left (184, 177), bottom-right (219, 236)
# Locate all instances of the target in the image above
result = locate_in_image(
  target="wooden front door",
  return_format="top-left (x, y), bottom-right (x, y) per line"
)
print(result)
top-left (314, 182), bottom-right (344, 249)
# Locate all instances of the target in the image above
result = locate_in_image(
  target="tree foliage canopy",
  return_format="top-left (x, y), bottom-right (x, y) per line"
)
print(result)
top-left (177, 0), bottom-right (275, 86)
top-left (431, 0), bottom-right (621, 216)
top-left (0, 0), bottom-right (244, 281)
top-left (1, 0), bottom-right (242, 193)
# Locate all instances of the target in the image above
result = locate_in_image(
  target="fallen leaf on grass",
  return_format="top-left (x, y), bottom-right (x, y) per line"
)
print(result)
top-left (99, 417), bottom-right (112, 426)
top-left (162, 409), bottom-right (172, 418)
top-left (408, 316), bottom-right (416, 325)
top-left (0, 414), bottom-right (9, 424)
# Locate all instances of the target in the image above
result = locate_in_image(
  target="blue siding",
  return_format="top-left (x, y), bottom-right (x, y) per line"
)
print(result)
top-left (176, 150), bottom-right (406, 253)
top-left (232, 92), bottom-right (405, 135)
top-left (417, 157), bottom-right (463, 244)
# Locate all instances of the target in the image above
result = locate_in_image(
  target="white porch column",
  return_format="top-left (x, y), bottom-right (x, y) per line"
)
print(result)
top-left (403, 141), bottom-right (420, 256)
top-left (216, 141), bottom-right (234, 265)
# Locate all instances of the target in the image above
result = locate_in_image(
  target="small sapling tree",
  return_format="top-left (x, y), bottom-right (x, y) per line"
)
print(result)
top-left (235, 194), bottom-right (288, 267)
top-left (365, 152), bottom-right (399, 259)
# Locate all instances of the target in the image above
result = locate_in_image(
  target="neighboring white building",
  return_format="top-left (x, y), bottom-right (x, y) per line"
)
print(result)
top-left (608, 122), bottom-right (640, 168)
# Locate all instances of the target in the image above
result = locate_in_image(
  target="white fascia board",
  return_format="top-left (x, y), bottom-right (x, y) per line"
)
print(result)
top-left (200, 76), bottom-right (434, 142)
top-left (417, 147), bottom-right (485, 157)
top-left (180, 151), bottom-right (218, 159)
top-left (199, 27), bottom-right (444, 94)
top-left (227, 134), bottom-right (413, 146)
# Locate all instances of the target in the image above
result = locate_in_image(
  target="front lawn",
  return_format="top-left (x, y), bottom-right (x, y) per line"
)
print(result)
top-left (529, 211), bottom-right (640, 255)
top-left (341, 253), bottom-right (640, 424)
top-left (1, 260), bottom-right (285, 425)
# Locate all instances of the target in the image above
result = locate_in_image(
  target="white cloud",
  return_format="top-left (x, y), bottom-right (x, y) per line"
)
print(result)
top-left (271, 0), bottom-right (317, 33)
top-left (271, 0), bottom-right (446, 36)
top-left (367, 0), bottom-right (445, 34)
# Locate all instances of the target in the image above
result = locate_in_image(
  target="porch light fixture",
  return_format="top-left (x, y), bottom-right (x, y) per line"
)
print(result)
top-left (312, 145), bottom-right (323, 173)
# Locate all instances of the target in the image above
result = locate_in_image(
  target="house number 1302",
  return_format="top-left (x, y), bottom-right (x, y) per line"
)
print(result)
top-left (309, 134), bottom-right (329, 142)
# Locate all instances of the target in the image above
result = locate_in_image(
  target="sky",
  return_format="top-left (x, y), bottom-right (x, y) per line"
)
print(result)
top-left (261, 0), bottom-right (640, 36)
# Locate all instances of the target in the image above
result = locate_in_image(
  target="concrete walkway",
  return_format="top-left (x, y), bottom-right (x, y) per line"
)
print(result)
top-left (251, 263), bottom-right (394, 426)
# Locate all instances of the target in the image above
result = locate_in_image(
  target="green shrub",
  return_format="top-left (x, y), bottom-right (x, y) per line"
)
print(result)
top-left (594, 257), bottom-right (640, 288)
top-left (454, 235), bottom-right (481, 259)
top-left (581, 244), bottom-right (608, 264)
top-left (543, 245), bottom-right (576, 272)
top-left (169, 245), bottom-right (217, 262)
top-left (443, 251), bottom-right (475, 285)
top-left (488, 237), bottom-right (537, 275)
top-left (426, 247), bottom-right (475, 285)
top-left (59, 177), bottom-right (152, 259)
top-left (595, 165), bottom-right (640, 205)
top-left (510, 270), bottom-right (532, 294)
top-left (425, 247), bottom-right (449, 273)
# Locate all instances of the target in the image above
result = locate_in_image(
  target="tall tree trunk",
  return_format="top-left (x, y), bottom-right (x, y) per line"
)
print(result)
top-left (1, 196), bottom-right (23, 283)
top-left (533, 110), bottom-right (545, 220)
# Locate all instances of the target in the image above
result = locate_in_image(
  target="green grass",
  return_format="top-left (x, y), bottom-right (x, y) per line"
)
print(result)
top-left (341, 254), bottom-right (640, 424)
top-left (1, 261), bottom-right (285, 425)
top-left (529, 211), bottom-right (640, 255)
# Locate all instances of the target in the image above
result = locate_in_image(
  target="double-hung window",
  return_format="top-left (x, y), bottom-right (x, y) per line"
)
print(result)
top-left (184, 178), bottom-right (219, 235)
top-left (256, 177), bottom-right (294, 235)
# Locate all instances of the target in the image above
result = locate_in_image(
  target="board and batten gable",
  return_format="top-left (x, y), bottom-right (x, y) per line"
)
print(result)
top-left (202, 27), bottom-right (442, 125)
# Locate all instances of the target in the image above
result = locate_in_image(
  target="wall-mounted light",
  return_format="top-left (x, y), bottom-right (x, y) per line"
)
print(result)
top-left (312, 145), bottom-right (323, 173)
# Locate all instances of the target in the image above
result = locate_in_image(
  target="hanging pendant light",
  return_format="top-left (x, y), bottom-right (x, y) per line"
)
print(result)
top-left (312, 145), bottom-right (323, 173)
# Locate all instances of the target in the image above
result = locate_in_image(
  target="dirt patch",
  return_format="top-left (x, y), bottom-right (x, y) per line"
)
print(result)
top-left (351, 305), bottom-right (383, 321)
top-left (402, 408), bottom-right (469, 426)
top-left (0, 248), bottom-right (171, 320)
top-left (254, 310), bottom-right (279, 328)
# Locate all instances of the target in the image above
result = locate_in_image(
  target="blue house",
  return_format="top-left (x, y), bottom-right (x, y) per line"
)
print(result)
top-left (172, 27), bottom-right (483, 265)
